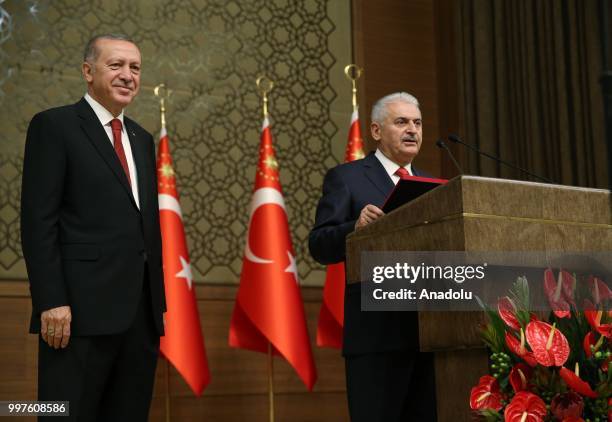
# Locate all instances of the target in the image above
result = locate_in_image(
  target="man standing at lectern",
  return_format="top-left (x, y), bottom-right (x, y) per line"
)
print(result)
top-left (309, 92), bottom-right (436, 421)
top-left (21, 34), bottom-right (165, 421)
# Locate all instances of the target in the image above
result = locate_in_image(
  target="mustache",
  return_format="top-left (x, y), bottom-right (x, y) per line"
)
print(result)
top-left (401, 135), bottom-right (417, 141)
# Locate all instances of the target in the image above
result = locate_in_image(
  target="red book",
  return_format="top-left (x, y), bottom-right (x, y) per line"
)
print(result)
top-left (382, 175), bottom-right (448, 213)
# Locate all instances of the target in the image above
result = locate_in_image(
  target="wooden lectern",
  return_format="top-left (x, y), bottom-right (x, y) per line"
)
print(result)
top-left (345, 175), bottom-right (612, 421)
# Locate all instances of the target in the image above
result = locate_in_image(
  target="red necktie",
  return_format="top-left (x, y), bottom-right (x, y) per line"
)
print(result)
top-left (110, 119), bottom-right (132, 188)
top-left (395, 167), bottom-right (411, 180)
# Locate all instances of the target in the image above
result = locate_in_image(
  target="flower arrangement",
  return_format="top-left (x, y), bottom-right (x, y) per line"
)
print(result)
top-left (470, 269), bottom-right (611, 421)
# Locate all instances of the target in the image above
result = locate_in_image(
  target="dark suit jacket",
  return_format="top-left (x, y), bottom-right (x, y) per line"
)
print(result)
top-left (309, 152), bottom-right (427, 356)
top-left (21, 98), bottom-right (165, 336)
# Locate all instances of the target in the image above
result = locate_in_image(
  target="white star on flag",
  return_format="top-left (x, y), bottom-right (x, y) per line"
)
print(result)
top-left (285, 251), bottom-right (298, 283)
top-left (176, 256), bottom-right (193, 290)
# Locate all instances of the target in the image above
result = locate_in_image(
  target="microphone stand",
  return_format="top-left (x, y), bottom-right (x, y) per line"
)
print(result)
top-left (447, 134), bottom-right (553, 184)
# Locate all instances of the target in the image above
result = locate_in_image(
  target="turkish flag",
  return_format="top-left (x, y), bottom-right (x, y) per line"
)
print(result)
top-left (157, 127), bottom-right (210, 396)
top-left (229, 118), bottom-right (317, 390)
top-left (316, 109), bottom-right (365, 349)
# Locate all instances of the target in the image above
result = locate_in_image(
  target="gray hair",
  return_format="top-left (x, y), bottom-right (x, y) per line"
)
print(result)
top-left (83, 33), bottom-right (137, 63)
top-left (371, 92), bottom-right (420, 124)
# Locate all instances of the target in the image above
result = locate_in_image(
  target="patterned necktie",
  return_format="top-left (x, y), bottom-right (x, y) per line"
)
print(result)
top-left (110, 119), bottom-right (132, 188)
top-left (395, 167), bottom-right (411, 180)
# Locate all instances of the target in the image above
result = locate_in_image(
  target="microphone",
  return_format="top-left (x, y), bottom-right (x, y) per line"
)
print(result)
top-left (436, 139), bottom-right (464, 174)
top-left (447, 134), bottom-right (552, 183)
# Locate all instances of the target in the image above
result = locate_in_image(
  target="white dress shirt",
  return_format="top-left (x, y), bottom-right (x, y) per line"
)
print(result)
top-left (374, 149), bottom-right (413, 185)
top-left (84, 93), bottom-right (140, 209)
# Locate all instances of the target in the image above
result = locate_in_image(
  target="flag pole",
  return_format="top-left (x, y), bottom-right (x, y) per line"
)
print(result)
top-left (344, 64), bottom-right (363, 114)
top-left (154, 83), bottom-right (171, 422)
top-left (343, 64), bottom-right (365, 163)
top-left (267, 342), bottom-right (275, 422)
top-left (164, 359), bottom-right (171, 422)
top-left (256, 76), bottom-right (274, 120)
top-left (154, 83), bottom-right (168, 130)
top-left (256, 75), bottom-right (275, 422)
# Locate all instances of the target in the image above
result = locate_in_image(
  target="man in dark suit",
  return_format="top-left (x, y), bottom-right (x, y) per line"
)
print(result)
top-left (20, 34), bottom-right (165, 421)
top-left (309, 92), bottom-right (437, 421)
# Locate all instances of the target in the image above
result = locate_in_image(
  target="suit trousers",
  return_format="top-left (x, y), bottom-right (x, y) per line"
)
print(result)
top-left (38, 271), bottom-right (159, 422)
top-left (345, 350), bottom-right (437, 422)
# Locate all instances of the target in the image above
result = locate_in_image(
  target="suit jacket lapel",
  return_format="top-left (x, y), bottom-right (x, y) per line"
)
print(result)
top-left (76, 98), bottom-right (139, 210)
top-left (363, 152), bottom-right (394, 196)
top-left (125, 119), bottom-right (147, 213)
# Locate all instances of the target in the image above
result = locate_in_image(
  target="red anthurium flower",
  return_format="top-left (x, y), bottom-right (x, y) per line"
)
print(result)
top-left (583, 332), bottom-right (596, 358)
top-left (588, 275), bottom-right (612, 305)
top-left (506, 330), bottom-right (538, 367)
top-left (559, 364), bottom-right (598, 398)
top-left (550, 391), bottom-right (584, 420)
top-left (560, 270), bottom-right (576, 304)
top-left (525, 321), bottom-right (570, 366)
top-left (544, 268), bottom-right (572, 318)
top-left (509, 363), bottom-right (533, 392)
top-left (561, 418), bottom-right (585, 422)
top-left (504, 391), bottom-right (547, 422)
top-left (584, 307), bottom-right (612, 338)
top-left (499, 296), bottom-right (522, 330)
top-left (469, 375), bottom-right (503, 411)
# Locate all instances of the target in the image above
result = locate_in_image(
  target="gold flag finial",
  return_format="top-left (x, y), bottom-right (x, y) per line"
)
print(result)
top-left (344, 64), bottom-right (363, 112)
top-left (256, 76), bottom-right (274, 119)
top-left (154, 83), bottom-right (171, 129)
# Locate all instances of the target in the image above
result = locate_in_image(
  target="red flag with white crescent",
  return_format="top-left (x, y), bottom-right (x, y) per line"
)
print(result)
top-left (316, 109), bottom-right (365, 349)
top-left (229, 118), bottom-right (317, 390)
top-left (157, 127), bottom-right (210, 395)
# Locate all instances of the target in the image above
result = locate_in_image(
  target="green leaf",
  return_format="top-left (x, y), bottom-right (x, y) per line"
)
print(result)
top-left (476, 409), bottom-right (503, 421)
top-left (510, 276), bottom-right (530, 311)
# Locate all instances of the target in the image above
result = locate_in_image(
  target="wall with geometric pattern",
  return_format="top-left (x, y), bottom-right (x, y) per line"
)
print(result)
top-left (0, 0), bottom-right (353, 286)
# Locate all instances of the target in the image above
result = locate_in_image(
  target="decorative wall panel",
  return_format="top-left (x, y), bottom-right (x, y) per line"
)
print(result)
top-left (0, 0), bottom-right (353, 285)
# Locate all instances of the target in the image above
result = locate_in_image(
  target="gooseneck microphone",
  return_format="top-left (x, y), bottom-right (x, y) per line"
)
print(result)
top-left (436, 139), bottom-right (464, 174)
top-left (447, 134), bottom-right (553, 183)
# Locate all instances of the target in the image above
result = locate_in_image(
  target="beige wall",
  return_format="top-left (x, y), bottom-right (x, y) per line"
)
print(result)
top-left (0, 0), bottom-right (353, 286)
